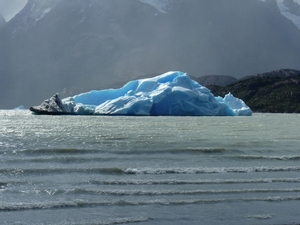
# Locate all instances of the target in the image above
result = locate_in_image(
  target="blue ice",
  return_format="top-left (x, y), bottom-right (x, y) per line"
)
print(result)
top-left (62, 71), bottom-right (252, 116)
top-left (13, 105), bottom-right (25, 110)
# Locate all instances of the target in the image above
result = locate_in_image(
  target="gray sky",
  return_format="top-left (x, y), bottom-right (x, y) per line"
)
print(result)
top-left (0, 0), bottom-right (27, 21)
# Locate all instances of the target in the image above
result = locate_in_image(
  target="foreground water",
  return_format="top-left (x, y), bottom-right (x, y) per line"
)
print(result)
top-left (0, 111), bottom-right (300, 225)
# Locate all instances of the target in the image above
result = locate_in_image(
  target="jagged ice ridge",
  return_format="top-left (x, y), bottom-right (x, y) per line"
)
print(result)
top-left (30, 71), bottom-right (252, 116)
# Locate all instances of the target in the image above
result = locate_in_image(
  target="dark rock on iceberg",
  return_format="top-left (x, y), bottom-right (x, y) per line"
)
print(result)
top-left (29, 93), bottom-right (72, 115)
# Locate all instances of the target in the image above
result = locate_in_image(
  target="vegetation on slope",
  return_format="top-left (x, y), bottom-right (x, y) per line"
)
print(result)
top-left (209, 69), bottom-right (300, 113)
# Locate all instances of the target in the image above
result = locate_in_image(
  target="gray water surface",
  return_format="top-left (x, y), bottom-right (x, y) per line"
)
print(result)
top-left (1, 111), bottom-right (300, 225)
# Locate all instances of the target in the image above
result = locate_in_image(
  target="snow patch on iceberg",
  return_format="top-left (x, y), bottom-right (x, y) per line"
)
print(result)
top-left (30, 71), bottom-right (252, 116)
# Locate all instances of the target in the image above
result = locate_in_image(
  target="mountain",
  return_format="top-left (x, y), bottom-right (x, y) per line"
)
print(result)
top-left (210, 69), bottom-right (300, 113)
top-left (194, 75), bottom-right (237, 87)
top-left (282, 0), bottom-right (300, 16)
top-left (1, 0), bottom-right (300, 109)
top-left (140, 0), bottom-right (184, 13)
top-left (278, 0), bottom-right (300, 28)
top-left (0, 13), bottom-right (6, 29)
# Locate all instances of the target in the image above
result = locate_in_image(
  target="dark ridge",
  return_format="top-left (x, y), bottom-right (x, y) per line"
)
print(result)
top-left (194, 75), bottom-right (237, 87)
top-left (210, 69), bottom-right (300, 113)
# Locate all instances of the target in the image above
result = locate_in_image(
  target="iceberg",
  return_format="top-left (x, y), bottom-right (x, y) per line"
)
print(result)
top-left (13, 105), bottom-right (25, 110)
top-left (30, 71), bottom-right (252, 116)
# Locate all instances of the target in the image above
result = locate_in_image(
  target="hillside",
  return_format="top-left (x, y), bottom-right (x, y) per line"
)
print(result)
top-left (194, 75), bottom-right (237, 87)
top-left (0, 14), bottom-right (5, 29)
top-left (210, 69), bottom-right (300, 113)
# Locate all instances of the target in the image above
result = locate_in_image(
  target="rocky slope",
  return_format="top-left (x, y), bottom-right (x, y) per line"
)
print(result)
top-left (210, 69), bottom-right (300, 113)
top-left (278, 0), bottom-right (300, 28)
top-left (0, 14), bottom-right (6, 29)
top-left (194, 75), bottom-right (237, 87)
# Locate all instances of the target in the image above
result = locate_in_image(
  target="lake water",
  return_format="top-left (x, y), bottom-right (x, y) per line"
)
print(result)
top-left (1, 110), bottom-right (300, 225)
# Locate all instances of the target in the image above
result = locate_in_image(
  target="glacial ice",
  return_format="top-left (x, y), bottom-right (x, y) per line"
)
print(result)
top-left (13, 105), bottom-right (25, 110)
top-left (30, 71), bottom-right (252, 116)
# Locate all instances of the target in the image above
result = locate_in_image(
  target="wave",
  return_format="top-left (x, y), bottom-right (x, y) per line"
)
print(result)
top-left (185, 147), bottom-right (228, 153)
top-left (2, 195), bottom-right (300, 211)
top-left (9, 153), bottom-right (300, 165)
top-left (6, 156), bottom-right (118, 164)
top-left (230, 155), bottom-right (300, 160)
top-left (14, 148), bottom-right (100, 155)
top-left (123, 166), bottom-right (300, 174)
top-left (12, 150), bottom-right (300, 163)
top-left (3, 217), bottom-right (149, 225)
top-left (60, 187), bottom-right (300, 196)
top-left (82, 217), bottom-right (149, 225)
top-left (91, 177), bottom-right (300, 185)
top-left (12, 146), bottom-right (235, 156)
top-left (247, 214), bottom-right (275, 220)
top-left (7, 187), bottom-right (300, 196)
top-left (0, 181), bottom-right (11, 187)
top-left (2, 166), bottom-right (300, 176)
top-left (0, 167), bottom-right (124, 176)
